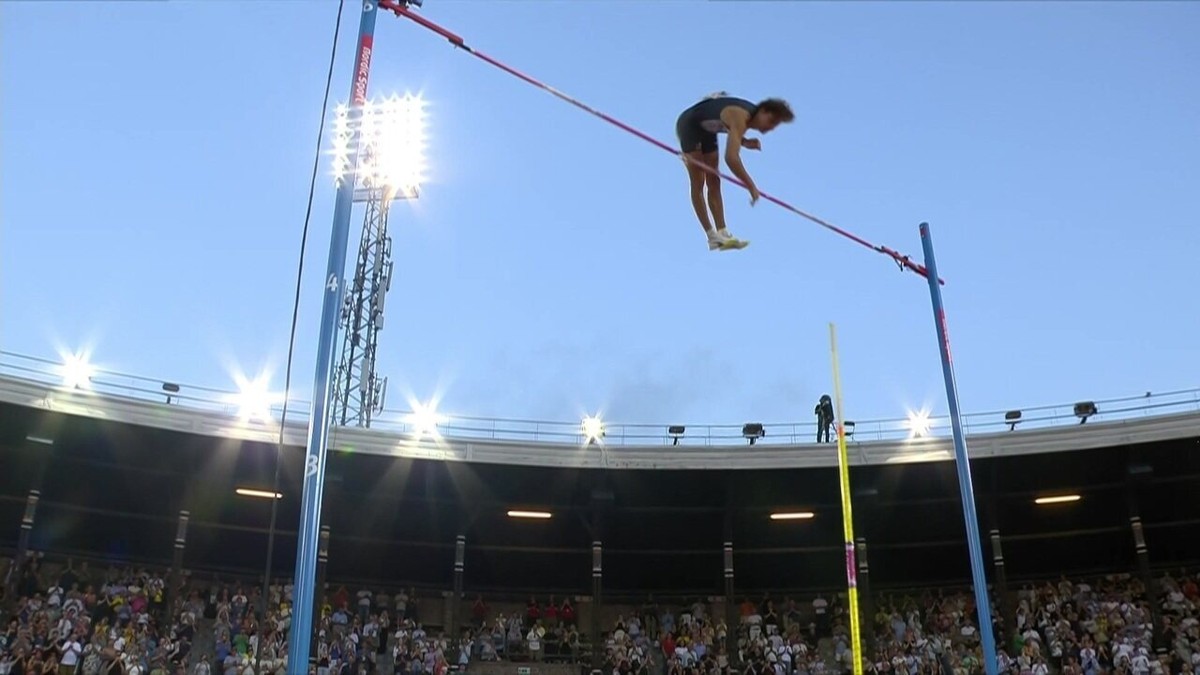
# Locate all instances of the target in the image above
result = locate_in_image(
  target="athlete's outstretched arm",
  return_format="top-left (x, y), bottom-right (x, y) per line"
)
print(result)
top-left (720, 107), bottom-right (760, 204)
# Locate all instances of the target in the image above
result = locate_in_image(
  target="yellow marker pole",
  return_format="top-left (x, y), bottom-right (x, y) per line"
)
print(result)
top-left (829, 323), bottom-right (863, 675)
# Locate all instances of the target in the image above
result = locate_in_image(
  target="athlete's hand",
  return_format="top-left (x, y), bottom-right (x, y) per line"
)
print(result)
top-left (741, 138), bottom-right (761, 151)
top-left (749, 184), bottom-right (761, 206)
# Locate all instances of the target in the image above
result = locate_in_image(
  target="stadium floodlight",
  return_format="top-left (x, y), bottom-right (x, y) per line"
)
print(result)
top-left (1074, 401), bottom-right (1097, 424)
top-left (332, 93), bottom-right (427, 202)
top-left (742, 422), bottom-right (765, 445)
top-left (1034, 494), bottom-right (1081, 506)
top-left (406, 398), bottom-right (446, 439)
top-left (581, 415), bottom-right (605, 445)
top-left (230, 372), bottom-right (278, 421)
top-left (770, 511), bottom-right (815, 521)
top-left (668, 425), bottom-right (685, 445)
top-left (58, 350), bottom-right (94, 390)
top-left (906, 408), bottom-right (932, 438)
top-left (507, 510), bottom-right (552, 519)
top-left (236, 488), bottom-right (282, 500)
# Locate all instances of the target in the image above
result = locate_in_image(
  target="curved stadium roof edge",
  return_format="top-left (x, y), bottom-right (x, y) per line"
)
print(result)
top-left (3, 374), bottom-right (1198, 471)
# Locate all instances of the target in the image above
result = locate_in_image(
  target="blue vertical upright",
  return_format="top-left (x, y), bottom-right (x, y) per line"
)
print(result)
top-left (286, 1), bottom-right (381, 670)
top-left (919, 222), bottom-right (999, 675)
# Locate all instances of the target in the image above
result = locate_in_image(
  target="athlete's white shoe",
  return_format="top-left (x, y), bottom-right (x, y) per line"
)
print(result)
top-left (708, 228), bottom-right (746, 251)
top-left (708, 228), bottom-right (731, 249)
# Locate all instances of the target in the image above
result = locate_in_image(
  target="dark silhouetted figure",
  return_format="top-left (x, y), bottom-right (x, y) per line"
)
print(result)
top-left (815, 394), bottom-right (834, 443)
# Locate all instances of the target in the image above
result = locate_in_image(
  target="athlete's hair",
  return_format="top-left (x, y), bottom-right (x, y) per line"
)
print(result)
top-left (755, 98), bottom-right (795, 122)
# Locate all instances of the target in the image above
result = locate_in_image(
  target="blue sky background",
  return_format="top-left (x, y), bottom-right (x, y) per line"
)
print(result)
top-left (2, 1), bottom-right (1197, 429)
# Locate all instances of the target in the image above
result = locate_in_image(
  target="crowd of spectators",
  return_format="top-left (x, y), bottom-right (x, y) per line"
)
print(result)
top-left (1003, 573), bottom-right (1197, 675)
top-left (461, 595), bottom-right (582, 664)
top-left (0, 557), bottom-right (446, 675)
top-left (866, 588), bottom-right (998, 675)
top-left (1158, 572), bottom-right (1200, 675)
top-left (5, 554), bottom-right (1200, 675)
top-left (0, 555), bottom-right (193, 674)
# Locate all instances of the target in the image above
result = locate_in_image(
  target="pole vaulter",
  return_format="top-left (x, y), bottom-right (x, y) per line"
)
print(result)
top-left (378, 0), bottom-right (942, 285)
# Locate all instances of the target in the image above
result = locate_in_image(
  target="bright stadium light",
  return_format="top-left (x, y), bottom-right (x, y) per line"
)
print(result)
top-left (906, 408), bottom-right (932, 438)
top-left (406, 398), bottom-right (447, 439)
top-left (332, 93), bottom-right (428, 202)
top-left (230, 371), bottom-right (278, 421)
top-left (581, 415), bottom-right (605, 445)
top-left (58, 350), bottom-right (94, 390)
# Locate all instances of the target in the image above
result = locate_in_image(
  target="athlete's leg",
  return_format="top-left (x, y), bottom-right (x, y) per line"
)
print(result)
top-left (696, 139), bottom-right (742, 248)
top-left (684, 150), bottom-right (714, 233)
top-left (677, 111), bottom-right (715, 234)
top-left (699, 150), bottom-right (726, 232)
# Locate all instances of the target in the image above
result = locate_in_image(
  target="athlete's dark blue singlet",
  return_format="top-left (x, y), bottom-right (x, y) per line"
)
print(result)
top-left (675, 94), bottom-right (757, 154)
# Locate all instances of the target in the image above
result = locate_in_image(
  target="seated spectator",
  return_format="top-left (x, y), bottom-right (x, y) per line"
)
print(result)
top-left (472, 595), bottom-right (489, 629)
top-left (526, 597), bottom-right (541, 625)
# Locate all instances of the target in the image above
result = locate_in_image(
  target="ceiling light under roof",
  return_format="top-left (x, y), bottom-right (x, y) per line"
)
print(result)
top-left (236, 488), bottom-right (282, 500)
top-left (770, 511), bottom-right (815, 521)
top-left (507, 510), bottom-right (552, 519)
top-left (1034, 494), bottom-right (1081, 505)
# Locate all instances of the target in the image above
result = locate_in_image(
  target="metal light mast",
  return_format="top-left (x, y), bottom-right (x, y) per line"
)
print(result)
top-left (330, 94), bottom-right (426, 428)
top-left (333, 175), bottom-right (395, 427)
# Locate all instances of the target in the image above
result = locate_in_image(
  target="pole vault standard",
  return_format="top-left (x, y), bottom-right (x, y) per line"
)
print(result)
top-left (920, 222), bottom-right (999, 675)
top-left (291, 2), bottom-right (998, 674)
top-left (287, 0), bottom-right (381, 671)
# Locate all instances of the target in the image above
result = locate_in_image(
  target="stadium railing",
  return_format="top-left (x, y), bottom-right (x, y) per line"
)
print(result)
top-left (2, 349), bottom-right (1198, 447)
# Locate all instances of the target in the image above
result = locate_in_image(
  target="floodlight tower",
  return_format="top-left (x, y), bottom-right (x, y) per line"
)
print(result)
top-left (330, 94), bottom-right (426, 428)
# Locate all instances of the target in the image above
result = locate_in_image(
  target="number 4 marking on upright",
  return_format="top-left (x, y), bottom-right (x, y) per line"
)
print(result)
top-left (327, 274), bottom-right (339, 294)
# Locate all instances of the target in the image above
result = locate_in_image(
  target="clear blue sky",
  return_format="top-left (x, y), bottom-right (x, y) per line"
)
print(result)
top-left (2, 1), bottom-right (1197, 428)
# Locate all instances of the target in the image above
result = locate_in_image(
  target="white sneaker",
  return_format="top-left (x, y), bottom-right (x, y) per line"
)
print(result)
top-left (708, 228), bottom-right (736, 250)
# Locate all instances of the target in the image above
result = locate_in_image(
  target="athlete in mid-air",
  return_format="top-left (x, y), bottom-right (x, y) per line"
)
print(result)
top-left (675, 93), bottom-right (794, 250)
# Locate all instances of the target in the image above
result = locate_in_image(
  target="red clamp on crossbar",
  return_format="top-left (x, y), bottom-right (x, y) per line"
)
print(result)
top-left (878, 246), bottom-right (936, 282)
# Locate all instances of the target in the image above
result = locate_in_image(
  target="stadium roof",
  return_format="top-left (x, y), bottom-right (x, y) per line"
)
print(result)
top-left (1, 372), bottom-right (1199, 596)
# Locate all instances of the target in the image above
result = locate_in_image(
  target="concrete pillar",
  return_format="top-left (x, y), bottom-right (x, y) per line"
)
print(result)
top-left (451, 533), bottom-right (466, 635)
top-left (168, 510), bottom-right (189, 618)
top-left (591, 540), bottom-right (603, 671)
top-left (989, 529), bottom-right (1012, 648)
top-left (6, 489), bottom-right (40, 602)
top-left (855, 537), bottom-right (873, 642)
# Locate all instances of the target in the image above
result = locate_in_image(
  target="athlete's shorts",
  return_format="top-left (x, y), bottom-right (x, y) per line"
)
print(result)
top-left (675, 107), bottom-right (718, 155)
